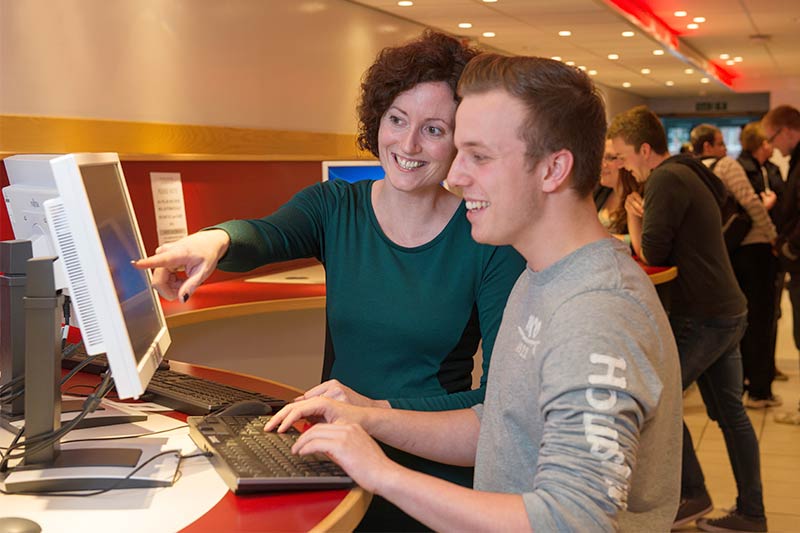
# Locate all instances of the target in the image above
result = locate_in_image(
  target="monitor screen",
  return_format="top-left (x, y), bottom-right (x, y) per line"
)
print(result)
top-left (321, 160), bottom-right (384, 183)
top-left (80, 163), bottom-right (163, 367)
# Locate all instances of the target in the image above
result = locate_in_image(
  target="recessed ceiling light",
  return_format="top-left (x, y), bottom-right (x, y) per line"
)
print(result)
top-left (734, 56), bottom-right (743, 62)
top-left (622, 82), bottom-right (632, 88)
top-left (653, 49), bottom-right (665, 56)
top-left (693, 16), bottom-right (706, 23)
top-left (687, 23), bottom-right (699, 29)
top-left (551, 56), bottom-right (562, 61)
top-left (622, 31), bottom-right (635, 37)
top-left (608, 53), bottom-right (620, 60)
top-left (588, 70), bottom-right (598, 76)
top-left (720, 53), bottom-right (730, 60)
top-left (565, 60), bottom-right (576, 66)
top-left (482, 31), bottom-right (496, 38)
top-left (558, 30), bottom-right (572, 37)
top-left (674, 10), bottom-right (688, 17)
top-left (665, 81), bottom-right (675, 86)
top-left (641, 68), bottom-right (651, 74)
top-left (700, 77), bottom-right (710, 84)
top-left (482, 0), bottom-right (498, 2)
top-left (397, 0), bottom-right (413, 5)
top-left (458, 22), bottom-right (473, 29)
top-left (578, 65), bottom-right (587, 71)
top-left (726, 59), bottom-right (735, 65)
top-left (684, 68), bottom-right (694, 74)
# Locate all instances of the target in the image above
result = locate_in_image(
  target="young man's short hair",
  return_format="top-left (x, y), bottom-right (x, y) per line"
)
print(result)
top-left (457, 54), bottom-right (606, 197)
top-left (607, 105), bottom-right (669, 156)
top-left (690, 123), bottom-right (720, 155)
top-left (740, 122), bottom-right (767, 154)
top-left (763, 105), bottom-right (800, 131)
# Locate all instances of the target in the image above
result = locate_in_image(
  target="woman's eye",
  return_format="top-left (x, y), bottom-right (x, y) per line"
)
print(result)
top-left (425, 125), bottom-right (444, 136)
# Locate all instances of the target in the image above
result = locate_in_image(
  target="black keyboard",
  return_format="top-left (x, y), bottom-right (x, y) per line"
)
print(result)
top-left (146, 370), bottom-right (286, 416)
top-left (61, 342), bottom-right (117, 374)
top-left (188, 414), bottom-right (352, 493)
top-left (62, 342), bottom-right (286, 416)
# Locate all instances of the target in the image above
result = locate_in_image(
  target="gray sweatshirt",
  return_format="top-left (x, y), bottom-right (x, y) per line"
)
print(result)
top-left (473, 238), bottom-right (682, 532)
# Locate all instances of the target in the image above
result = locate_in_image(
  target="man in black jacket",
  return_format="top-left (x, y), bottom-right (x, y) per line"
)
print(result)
top-left (609, 105), bottom-right (766, 532)
top-left (763, 106), bottom-right (800, 425)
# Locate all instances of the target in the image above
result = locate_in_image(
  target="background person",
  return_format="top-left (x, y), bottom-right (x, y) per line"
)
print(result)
top-left (610, 106), bottom-right (767, 532)
top-left (738, 121), bottom-right (789, 384)
top-left (135, 31), bottom-right (525, 531)
top-left (763, 104), bottom-right (800, 424)
top-left (690, 123), bottom-right (781, 409)
top-left (594, 138), bottom-right (641, 244)
top-left (266, 54), bottom-right (682, 533)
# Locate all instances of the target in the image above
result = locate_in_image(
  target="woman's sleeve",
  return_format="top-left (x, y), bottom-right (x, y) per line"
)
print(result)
top-left (212, 183), bottom-right (333, 272)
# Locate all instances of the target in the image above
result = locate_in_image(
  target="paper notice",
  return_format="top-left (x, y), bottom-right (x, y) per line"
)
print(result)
top-left (150, 172), bottom-right (189, 246)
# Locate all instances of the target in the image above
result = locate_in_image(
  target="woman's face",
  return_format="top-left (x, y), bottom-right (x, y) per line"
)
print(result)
top-left (600, 139), bottom-right (623, 189)
top-left (378, 81), bottom-right (458, 193)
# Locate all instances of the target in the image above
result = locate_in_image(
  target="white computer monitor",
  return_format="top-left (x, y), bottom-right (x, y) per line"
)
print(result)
top-left (3, 153), bottom-right (170, 399)
top-left (321, 160), bottom-right (384, 183)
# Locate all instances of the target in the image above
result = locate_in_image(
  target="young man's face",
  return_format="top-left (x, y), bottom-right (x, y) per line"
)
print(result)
top-left (706, 131), bottom-right (727, 158)
top-left (611, 137), bottom-right (650, 183)
top-left (763, 123), bottom-right (792, 157)
top-left (447, 89), bottom-right (541, 248)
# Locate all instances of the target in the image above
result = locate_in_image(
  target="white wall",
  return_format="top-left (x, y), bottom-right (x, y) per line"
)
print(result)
top-left (0, 0), bottom-right (424, 134)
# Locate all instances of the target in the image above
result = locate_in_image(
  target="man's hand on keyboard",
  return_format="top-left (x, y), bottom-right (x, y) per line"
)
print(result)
top-left (291, 420), bottom-right (401, 494)
top-left (264, 396), bottom-right (364, 434)
top-left (295, 379), bottom-right (391, 409)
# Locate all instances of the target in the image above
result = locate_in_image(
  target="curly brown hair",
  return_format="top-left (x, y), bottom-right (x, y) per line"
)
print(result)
top-left (356, 30), bottom-right (480, 157)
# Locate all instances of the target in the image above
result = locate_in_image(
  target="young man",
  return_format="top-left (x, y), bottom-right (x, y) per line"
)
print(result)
top-left (609, 107), bottom-right (767, 532)
top-left (265, 56), bottom-right (682, 531)
top-left (763, 105), bottom-right (800, 425)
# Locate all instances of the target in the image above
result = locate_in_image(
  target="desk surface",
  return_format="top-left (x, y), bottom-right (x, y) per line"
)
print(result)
top-left (1, 363), bottom-right (370, 533)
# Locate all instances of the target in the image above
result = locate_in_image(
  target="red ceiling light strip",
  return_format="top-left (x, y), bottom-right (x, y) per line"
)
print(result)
top-left (602, 0), bottom-right (735, 88)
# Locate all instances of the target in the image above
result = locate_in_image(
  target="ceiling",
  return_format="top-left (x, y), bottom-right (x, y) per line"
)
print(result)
top-left (350, 0), bottom-right (800, 99)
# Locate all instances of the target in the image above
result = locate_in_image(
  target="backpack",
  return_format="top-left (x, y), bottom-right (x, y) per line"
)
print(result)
top-left (665, 155), bottom-right (752, 252)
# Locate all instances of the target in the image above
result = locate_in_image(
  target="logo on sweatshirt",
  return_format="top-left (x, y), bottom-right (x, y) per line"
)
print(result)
top-left (515, 315), bottom-right (541, 359)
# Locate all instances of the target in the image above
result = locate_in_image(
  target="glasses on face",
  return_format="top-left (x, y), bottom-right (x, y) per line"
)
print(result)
top-left (767, 127), bottom-right (783, 143)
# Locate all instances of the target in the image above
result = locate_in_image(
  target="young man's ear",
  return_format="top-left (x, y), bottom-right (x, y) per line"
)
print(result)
top-left (541, 149), bottom-right (574, 193)
top-left (638, 142), bottom-right (652, 159)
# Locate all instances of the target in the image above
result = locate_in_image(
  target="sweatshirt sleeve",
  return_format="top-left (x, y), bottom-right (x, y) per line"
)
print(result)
top-left (388, 246), bottom-right (526, 411)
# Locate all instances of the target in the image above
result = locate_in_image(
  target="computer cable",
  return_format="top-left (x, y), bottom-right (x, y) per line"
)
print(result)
top-left (1, 350), bottom-right (105, 406)
top-left (60, 294), bottom-right (71, 351)
top-left (0, 372), bottom-right (114, 472)
top-left (0, 449), bottom-right (213, 497)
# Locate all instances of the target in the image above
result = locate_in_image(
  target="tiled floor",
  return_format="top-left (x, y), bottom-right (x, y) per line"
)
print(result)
top-left (675, 291), bottom-right (800, 532)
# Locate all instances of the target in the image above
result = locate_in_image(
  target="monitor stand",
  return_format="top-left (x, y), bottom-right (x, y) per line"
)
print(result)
top-left (1, 257), bottom-right (177, 493)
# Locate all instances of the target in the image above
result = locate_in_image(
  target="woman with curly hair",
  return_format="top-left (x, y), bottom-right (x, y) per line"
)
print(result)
top-left (136, 31), bottom-right (525, 530)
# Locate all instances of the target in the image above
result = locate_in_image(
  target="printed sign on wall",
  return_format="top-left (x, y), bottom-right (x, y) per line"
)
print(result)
top-left (150, 172), bottom-right (189, 246)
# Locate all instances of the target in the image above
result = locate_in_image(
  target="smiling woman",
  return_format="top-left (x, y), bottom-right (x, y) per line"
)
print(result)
top-left (132, 30), bottom-right (526, 532)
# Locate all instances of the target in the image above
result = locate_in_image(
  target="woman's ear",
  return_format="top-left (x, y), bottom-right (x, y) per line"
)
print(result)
top-left (541, 149), bottom-right (574, 193)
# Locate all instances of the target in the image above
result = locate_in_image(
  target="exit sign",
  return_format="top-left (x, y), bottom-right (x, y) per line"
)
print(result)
top-left (696, 101), bottom-right (728, 112)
